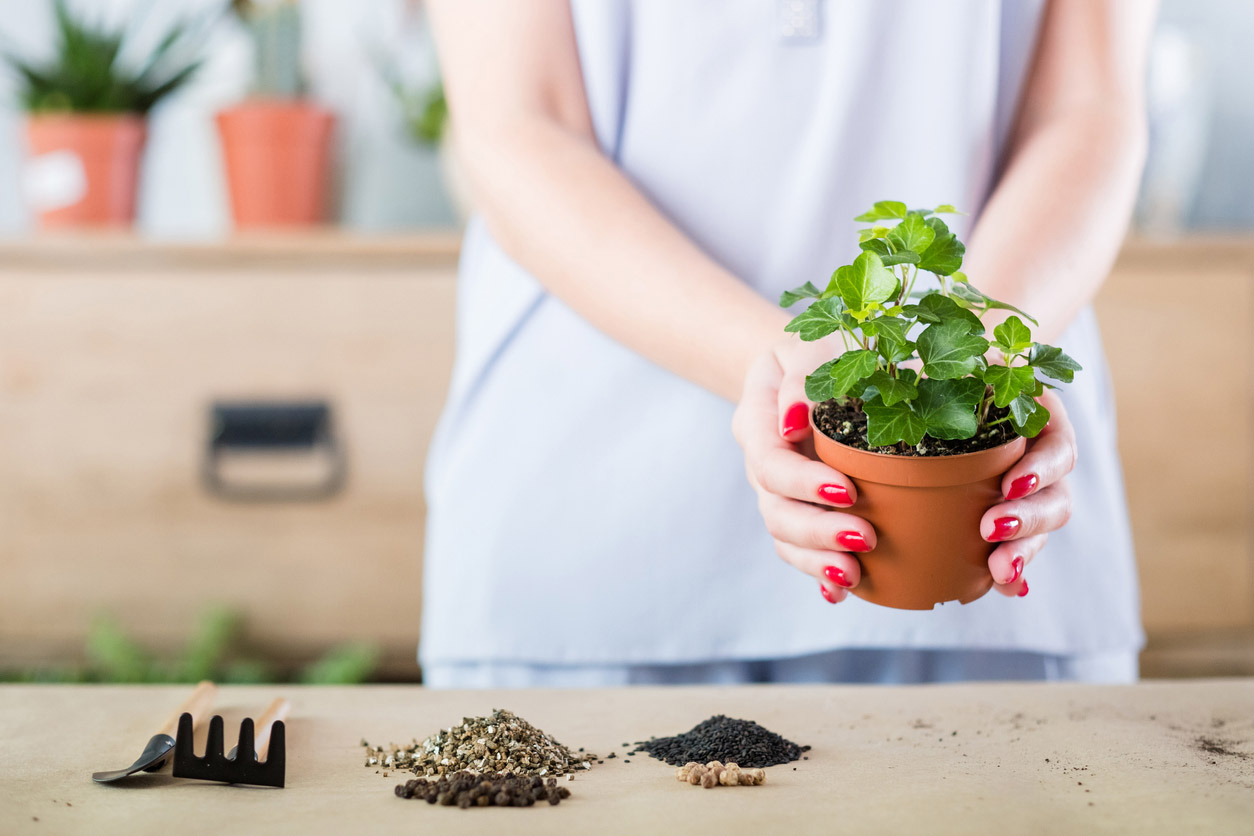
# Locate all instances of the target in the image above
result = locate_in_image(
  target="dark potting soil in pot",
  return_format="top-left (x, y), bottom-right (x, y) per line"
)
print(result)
top-left (814, 398), bottom-right (1018, 457)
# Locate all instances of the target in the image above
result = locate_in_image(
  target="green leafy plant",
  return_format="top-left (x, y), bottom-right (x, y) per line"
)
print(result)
top-left (781, 200), bottom-right (1081, 450)
top-left (2, 0), bottom-right (209, 114)
top-left (394, 78), bottom-right (447, 147)
top-left (230, 0), bottom-right (303, 98)
top-left (1, 607), bottom-right (382, 685)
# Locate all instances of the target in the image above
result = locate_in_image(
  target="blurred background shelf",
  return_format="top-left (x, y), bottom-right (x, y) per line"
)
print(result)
top-left (1, 232), bottom-right (1251, 680)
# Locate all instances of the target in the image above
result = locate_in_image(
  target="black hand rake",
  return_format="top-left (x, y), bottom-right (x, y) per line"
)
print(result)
top-left (173, 697), bottom-right (289, 788)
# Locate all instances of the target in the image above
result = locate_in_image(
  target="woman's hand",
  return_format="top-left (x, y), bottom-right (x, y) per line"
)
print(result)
top-left (981, 388), bottom-right (1077, 598)
top-left (732, 338), bottom-right (874, 604)
top-left (733, 342), bottom-right (1079, 604)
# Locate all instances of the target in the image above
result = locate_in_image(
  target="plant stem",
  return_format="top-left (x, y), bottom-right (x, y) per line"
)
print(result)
top-left (901, 266), bottom-right (919, 305)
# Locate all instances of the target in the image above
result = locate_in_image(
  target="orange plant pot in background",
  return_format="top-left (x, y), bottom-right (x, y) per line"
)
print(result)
top-left (25, 114), bottom-right (146, 228)
top-left (216, 100), bottom-right (335, 228)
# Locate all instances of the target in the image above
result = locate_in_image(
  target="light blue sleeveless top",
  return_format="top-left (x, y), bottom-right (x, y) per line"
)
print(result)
top-left (421, 0), bottom-right (1143, 667)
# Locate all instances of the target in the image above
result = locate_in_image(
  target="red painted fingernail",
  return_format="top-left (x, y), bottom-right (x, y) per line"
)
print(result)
top-left (823, 565), bottom-right (853, 588)
top-left (1017, 579), bottom-right (1030, 598)
top-left (1006, 556), bottom-right (1024, 585)
top-left (836, 531), bottom-right (869, 552)
top-left (1006, 474), bottom-right (1038, 500)
top-left (988, 517), bottom-right (1021, 542)
top-left (818, 484), bottom-right (852, 506)
top-left (781, 402), bottom-right (810, 437)
top-left (820, 585), bottom-right (836, 603)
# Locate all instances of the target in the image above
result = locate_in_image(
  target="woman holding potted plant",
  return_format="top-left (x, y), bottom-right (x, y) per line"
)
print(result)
top-left (421, 0), bottom-right (1154, 686)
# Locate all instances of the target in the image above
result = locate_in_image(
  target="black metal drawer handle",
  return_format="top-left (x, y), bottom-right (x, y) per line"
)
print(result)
top-left (202, 401), bottom-right (346, 502)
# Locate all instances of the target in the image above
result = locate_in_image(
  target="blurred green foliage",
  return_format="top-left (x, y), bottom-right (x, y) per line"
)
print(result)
top-left (2, 0), bottom-right (212, 114)
top-left (1, 606), bottom-right (381, 685)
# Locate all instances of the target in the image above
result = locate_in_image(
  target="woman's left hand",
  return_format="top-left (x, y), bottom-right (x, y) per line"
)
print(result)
top-left (981, 388), bottom-right (1077, 598)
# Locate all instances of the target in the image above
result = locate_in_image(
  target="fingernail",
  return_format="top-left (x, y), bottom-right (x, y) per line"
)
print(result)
top-left (823, 565), bottom-right (853, 588)
top-left (781, 402), bottom-right (810, 437)
top-left (1005, 556), bottom-right (1024, 585)
top-left (1006, 474), bottom-right (1038, 500)
top-left (820, 585), bottom-right (836, 603)
top-left (818, 484), bottom-right (852, 506)
top-left (1017, 579), bottom-right (1030, 598)
top-left (988, 517), bottom-right (1021, 542)
top-left (836, 531), bottom-right (869, 552)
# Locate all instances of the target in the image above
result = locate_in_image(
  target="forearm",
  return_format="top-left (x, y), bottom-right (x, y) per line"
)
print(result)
top-left (963, 108), bottom-right (1148, 344)
top-left (457, 115), bottom-right (786, 402)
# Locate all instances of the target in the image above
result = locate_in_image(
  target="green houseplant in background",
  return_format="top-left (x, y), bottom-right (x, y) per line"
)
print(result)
top-left (218, 0), bottom-right (336, 227)
top-left (2, 0), bottom-right (207, 227)
top-left (1, 607), bottom-right (381, 685)
top-left (781, 201), bottom-right (1082, 611)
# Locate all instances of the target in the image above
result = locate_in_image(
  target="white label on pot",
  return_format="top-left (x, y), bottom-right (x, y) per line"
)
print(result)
top-left (23, 151), bottom-right (87, 211)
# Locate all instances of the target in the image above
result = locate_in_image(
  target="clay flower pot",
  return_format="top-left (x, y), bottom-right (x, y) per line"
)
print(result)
top-left (811, 409), bottom-right (1026, 610)
top-left (24, 114), bottom-right (146, 227)
top-left (216, 100), bottom-right (335, 227)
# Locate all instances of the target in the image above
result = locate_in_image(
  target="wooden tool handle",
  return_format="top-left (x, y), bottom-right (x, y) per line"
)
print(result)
top-left (158, 680), bottom-right (217, 738)
top-left (253, 697), bottom-right (291, 760)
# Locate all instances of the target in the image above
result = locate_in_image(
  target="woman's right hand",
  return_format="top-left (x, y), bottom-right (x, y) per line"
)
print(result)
top-left (731, 338), bottom-right (878, 604)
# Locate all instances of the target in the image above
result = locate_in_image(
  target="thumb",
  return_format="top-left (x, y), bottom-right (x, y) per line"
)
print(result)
top-left (778, 368), bottom-right (812, 442)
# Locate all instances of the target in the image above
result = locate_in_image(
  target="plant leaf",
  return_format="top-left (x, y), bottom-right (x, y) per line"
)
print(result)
top-left (863, 396), bottom-right (927, 446)
top-left (865, 368), bottom-right (918, 407)
top-left (948, 282), bottom-right (1040, 326)
top-left (880, 250), bottom-right (921, 266)
top-left (1008, 392), bottom-right (1039, 425)
top-left (828, 349), bottom-right (879, 399)
top-left (1028, 342), bottom-right (1083, 383)
top-left (854, 200), bottom-right (907, 222)
top-left (916, 319), bottom-right (990, 379)
top-left (779, 281), bottom-right (823, 307)
top-left (917, 232), bottom-right (965, 276)
top-left (863, 314), bottom-right (915, 363)
top-left (983, 364), bottom-right (1037, 408)
top-left (993, 315), bottom-right (1033, 354)
top-left (858, 226), bottom-right (891, 242)
top-left (805, 360), bottom-right (837, 402)
top-left (1010, 398), bottom-right (1051, 438)
top-left (902, 292), bottom-right (984, 333)
top-left (887, 213), bottom-right (936, 255)
top-left (859, 238), bottom-right (891, 257)
top-left (785, 298), bottom-right (845, 341)
top-left (916, 377), bottom-right (984, 440)
top-left (836, 251), bottom-right (897, 311)
top-left (933, 204), bottom-right (964, 215)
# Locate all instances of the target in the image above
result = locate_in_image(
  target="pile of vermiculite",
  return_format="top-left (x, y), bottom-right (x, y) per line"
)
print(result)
top-left (364, 708), bottom-right (595, 778)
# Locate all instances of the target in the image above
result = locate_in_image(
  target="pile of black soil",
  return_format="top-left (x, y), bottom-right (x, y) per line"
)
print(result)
top-left (631, 715), bottom-right (809, 768)
top-left (814, 398), bottom-right (1018, 457)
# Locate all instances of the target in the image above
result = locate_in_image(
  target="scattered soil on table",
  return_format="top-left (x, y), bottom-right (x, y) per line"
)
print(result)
top-left (814, 398), bottom-right (1016, 456)
top-left (1194, 736), bottom-right (1251, 762)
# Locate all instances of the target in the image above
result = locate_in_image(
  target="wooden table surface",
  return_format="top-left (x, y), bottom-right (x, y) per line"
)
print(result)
top-left (2, 681), bottom-right (1251, 835)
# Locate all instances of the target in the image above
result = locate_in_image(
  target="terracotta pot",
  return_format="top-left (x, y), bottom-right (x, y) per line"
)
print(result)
top-left (24, 114), bottom-right (146, 227)
top-left (216, 100), bottom-right (335, 227)
top-left (811, 409), bottom-right (1026, 610)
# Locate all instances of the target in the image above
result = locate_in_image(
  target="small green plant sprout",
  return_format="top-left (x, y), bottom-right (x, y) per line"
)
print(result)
top-left (780, 201), bottom-right (1081, 450)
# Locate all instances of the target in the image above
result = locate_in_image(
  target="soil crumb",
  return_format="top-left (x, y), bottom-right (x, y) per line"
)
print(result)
top-left (814, 398), bottom-right (1016, 456)
top-left (1195, 736), bottom-right (1251, 761)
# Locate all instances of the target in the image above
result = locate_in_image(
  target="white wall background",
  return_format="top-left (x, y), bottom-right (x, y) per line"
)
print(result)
top-left (0, 0), bottom-right (454, 237)
top-left (0, 0), bottom-right (1249, 236)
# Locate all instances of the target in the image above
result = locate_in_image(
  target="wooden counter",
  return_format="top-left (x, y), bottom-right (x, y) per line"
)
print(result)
top-left (1, 681), bottom-right (1252, 835)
